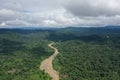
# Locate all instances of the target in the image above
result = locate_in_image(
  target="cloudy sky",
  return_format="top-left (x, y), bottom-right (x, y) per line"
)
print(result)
top-left (0, 0), bottom-right (120, 28)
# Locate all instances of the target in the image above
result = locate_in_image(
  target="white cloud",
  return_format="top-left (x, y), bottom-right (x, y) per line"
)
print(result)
top-left (0, 22), bottom-right (7, 27)
top-left (0, 9), bottom-right (15, 16)
top-left (0, 0), bottom-right (120, 27)
top-left (6, 19), bottom-right (33, 26)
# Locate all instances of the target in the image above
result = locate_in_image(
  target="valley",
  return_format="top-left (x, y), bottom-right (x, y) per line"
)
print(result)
top-left (0, 27), bottom-right (120, 80)
top-left (40, 43), bottom-right (59, 80)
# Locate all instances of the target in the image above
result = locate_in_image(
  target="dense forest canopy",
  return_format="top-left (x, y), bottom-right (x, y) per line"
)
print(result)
top-left (0, 27), bottom-right (120, 80)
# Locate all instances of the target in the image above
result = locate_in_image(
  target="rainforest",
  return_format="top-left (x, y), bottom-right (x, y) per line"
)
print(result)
top-left (0, 27), bottom-right (120, 80)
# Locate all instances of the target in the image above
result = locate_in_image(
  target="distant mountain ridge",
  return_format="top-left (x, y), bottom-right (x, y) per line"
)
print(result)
top-left (0, 25), bottom-right (120, 30)
top-left (0, 26), bottom-right (120, 35)
top-left (105, 25), bottom-right (120, 29)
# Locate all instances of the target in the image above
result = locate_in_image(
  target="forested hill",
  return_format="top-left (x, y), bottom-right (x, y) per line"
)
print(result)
top-left (1, 27), bottom-right (120, 42)
top-left (46, 27), bottom-right (120, 41)
top-left (0, 26), bottom-right (120, 80)
top-left (0, 26), bottom-right (120, 37)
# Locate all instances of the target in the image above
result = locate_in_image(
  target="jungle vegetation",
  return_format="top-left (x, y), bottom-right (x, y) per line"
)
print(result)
top-left (0, 27), bottom-right (120, 80)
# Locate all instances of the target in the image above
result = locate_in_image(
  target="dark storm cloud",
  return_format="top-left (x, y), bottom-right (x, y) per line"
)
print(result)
top-left (64, 0), bottom-right (120, 17)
